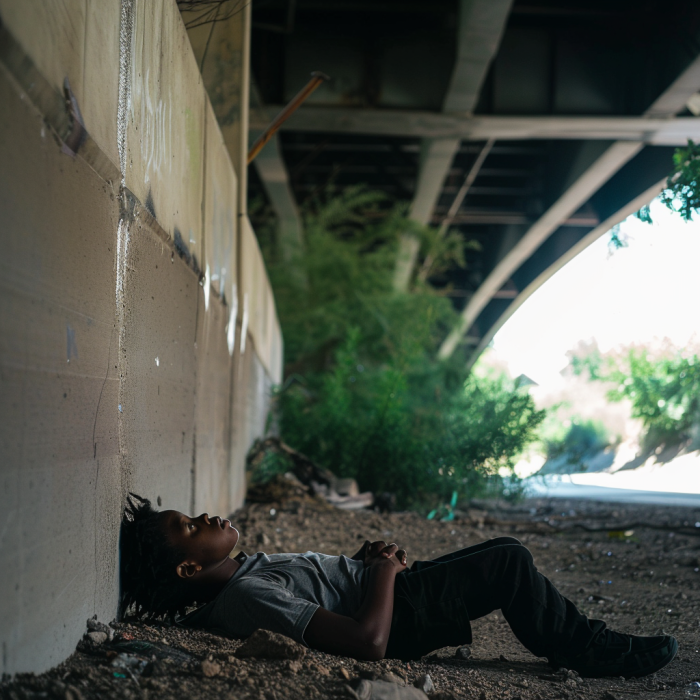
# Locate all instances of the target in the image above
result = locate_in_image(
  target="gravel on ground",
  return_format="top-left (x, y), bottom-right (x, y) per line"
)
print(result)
top-left (3, 496), bottom-right (700, 700)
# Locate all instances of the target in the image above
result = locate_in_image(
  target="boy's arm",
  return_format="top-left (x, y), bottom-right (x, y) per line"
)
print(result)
top-left (304, 547), bottom-right (406, 660)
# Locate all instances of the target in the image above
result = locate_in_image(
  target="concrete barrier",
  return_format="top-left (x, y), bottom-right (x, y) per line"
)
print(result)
top-left (0, 0), bottom-right (282, 675)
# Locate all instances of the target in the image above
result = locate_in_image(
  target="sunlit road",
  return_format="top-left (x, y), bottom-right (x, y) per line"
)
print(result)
top-left (523, 449), bottom-right (700, 506)
top-left (526, 474), bottom-right (700, 507)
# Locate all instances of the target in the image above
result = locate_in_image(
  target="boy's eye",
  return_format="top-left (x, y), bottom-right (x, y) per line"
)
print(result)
top-left (187, 523), bottom-right (196, 532)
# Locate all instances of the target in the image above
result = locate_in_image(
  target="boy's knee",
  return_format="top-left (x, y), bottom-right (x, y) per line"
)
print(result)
top-left (492, 541), bottom-right (533, 569)
top-left (508, 542), bottom-right (534, 566)
top-left (486, 538), bottom-right (534, 569)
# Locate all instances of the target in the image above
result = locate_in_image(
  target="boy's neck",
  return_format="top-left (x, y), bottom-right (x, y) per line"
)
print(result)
top-left (192, 552), bottom-right (245, 602)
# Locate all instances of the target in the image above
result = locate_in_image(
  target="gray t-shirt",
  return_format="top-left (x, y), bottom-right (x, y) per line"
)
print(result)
top-left (181, 551), bottom-right (367, 645)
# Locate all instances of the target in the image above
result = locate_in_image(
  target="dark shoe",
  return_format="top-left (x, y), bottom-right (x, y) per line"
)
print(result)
top-left (552, 630), bottom-right (678, 678)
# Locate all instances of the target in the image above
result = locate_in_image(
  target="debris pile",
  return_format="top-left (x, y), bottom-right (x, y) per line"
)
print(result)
top-left (246, 437), bottom-right (376, 510)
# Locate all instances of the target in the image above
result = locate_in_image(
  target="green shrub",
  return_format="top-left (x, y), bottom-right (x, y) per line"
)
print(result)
top-left (279, 335), bottom-right (544, 508)
top-left (263, 187), bottom-right (457, 374)
top-left (259, 187), bottom-right (545, 509)
top-left (545, 418), bottom-right (611, 462)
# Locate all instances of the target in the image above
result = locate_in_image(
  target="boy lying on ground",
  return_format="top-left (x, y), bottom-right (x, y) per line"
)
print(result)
top-left (120, 494), bottom-right (677, 678)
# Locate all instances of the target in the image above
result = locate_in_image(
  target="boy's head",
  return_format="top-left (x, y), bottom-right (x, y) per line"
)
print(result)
top-left (120, 494), bottom-right (239, 620)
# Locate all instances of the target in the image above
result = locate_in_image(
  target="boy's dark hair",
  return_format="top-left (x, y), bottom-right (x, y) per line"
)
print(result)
top-left (120, 493), bottom-right (195, 621)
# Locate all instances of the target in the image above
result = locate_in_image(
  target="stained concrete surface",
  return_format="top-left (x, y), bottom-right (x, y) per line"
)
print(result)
top-left (193, 290), bottom-right (234, 517)
top-left (0, 62), bottom-right (122, 674)
top-left (125, 0), bottom-right (206, 260)
top-left (239, 216), bottom-right (281, 382)
top-left (203, 98), bottom-right (238, 302)
top-left (228, 335), bottom-right (276, 509)
top-left (116, 211), bottom-right (199, 513)
top-left (0, 0), bottom-right (122, 169)
top-left (0, 0), bottom-right (281, 676)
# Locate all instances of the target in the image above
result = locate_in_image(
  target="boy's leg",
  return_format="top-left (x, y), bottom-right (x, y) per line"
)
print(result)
top-left (388, 538), bottom-right (602, 661)
top-left (387, 539), bottom-right (677, 678)
top-left (409, 536), bottom-right (522, 572)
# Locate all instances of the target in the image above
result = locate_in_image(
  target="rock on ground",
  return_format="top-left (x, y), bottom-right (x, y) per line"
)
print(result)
top-left (236, 629), bottom-right (307, 660)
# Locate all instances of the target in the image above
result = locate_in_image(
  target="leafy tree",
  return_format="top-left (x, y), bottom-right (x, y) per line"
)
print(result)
top-left (567, 340), bottom-right (605, 381)
top-left (632, 140), bottom-right (700, 224)
top-left (661, 140), bottom-right (700, 221)
top-left (570, 344), bottom-right (700, 451)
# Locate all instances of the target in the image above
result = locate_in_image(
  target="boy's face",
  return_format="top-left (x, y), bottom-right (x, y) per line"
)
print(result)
top-left (160, 510), bottom-right (240, 578)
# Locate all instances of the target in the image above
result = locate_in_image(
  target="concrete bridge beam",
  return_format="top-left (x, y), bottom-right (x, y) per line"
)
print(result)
top-left (393, 0), bottom-right (512, 292)
top-left (437, 53), bottom-right (700, 360)
top-left (250, 108), bottom-right (700, 145)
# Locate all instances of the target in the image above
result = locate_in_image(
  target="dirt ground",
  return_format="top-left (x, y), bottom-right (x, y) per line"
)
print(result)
top-left (3, 496), bottom-right (700, 700)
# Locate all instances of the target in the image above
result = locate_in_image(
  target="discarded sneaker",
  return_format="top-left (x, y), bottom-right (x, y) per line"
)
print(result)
top-left (552, 630), bottom-right (678, 678)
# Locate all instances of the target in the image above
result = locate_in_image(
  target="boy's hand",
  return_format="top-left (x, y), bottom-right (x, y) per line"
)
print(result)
top-left (365, 541), bottom-right (407, 570)
top-left (350, 540), bottom-right (371, 562)
top-left (306, 541), bottom-right (405, 660)
top-left (351, 539), bottom-right (387, 563)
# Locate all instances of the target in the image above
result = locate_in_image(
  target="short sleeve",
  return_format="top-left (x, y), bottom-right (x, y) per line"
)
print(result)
top-left (211, 575), bottom-right (319, 646)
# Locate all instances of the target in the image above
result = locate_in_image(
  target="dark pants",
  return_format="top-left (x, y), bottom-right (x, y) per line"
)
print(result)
top-left (385, 537), bottom-right (606, 661)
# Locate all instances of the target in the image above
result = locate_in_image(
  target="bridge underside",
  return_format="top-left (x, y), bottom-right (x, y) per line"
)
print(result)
top-left (249, 0), bottom-right (700, 365)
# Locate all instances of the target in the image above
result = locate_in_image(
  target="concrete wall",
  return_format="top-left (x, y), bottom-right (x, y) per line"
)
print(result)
top-left (0, 0), bottom-right (282, 675)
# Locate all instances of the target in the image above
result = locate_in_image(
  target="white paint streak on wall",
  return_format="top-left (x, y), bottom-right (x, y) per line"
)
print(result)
top-left (227, 283), bottom-right (238, 356)
top-left (140, 70), bottom-right (164, 184)
top-left (115, 218), bottom-right (125, 307)
top-left (210, 186), bottom-right (234, 296)
top-left (66, 323), bottom-right (78, 363)
top-left (132, 70), bottom-right (172, 188)
top-left (115, 218), bottom-right (132, 310)
top-left (203, 264), bottom-right (211, 311)
top-left (240, 292), bottom-right (249, 355)
top-left (117, 0), bottom-right (135, 187)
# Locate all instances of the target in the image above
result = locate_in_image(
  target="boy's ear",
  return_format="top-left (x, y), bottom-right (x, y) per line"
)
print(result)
top-left (176, 561), bottom-right (202, 579)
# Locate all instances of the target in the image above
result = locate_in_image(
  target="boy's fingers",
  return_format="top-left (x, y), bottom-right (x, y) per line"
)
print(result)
top-left (365, 540), bottom-right (390, 565)
top-left (380, 543), bottom-right (399, 557)
top-left (368, 540), bottom-right (388, 556)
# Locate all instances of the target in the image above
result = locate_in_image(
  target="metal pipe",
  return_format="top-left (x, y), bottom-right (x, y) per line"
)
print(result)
top-left (418, 138), bottom-right (494, 282)
top-left (247, 72), bottom-right (329, 164)
top-left (438, 138), bottom-right (495, 237)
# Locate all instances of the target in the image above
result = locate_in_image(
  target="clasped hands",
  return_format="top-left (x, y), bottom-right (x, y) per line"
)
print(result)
top-left (352, 539), bottom-right (407, 570)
